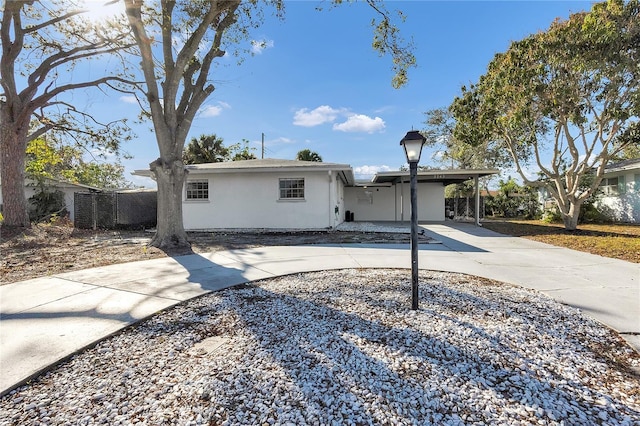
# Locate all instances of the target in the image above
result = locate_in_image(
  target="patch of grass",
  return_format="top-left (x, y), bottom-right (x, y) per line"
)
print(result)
top-left (482, 219), bottom-right (640, 263)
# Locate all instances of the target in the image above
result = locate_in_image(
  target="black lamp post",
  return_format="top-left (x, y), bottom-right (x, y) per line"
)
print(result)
top-left (400, 130), bottom-right (426, 310)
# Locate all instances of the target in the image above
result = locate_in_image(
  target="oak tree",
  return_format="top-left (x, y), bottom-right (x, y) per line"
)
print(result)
top-left (0, 0), bottom-right (136, 227)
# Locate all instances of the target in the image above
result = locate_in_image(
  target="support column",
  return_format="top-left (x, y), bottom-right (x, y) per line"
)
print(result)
top-left (474, 175), bottom-right (481, 226)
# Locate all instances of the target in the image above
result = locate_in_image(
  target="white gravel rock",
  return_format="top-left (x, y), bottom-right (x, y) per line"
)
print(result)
top-left (1, 269), bottom-right (639, 425)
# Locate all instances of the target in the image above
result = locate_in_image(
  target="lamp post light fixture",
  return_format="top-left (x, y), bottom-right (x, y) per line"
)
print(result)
top-left (400, 130), bottom-right (426, 310)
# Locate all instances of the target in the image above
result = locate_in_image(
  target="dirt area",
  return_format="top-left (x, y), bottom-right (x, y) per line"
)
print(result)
top-left (0, 221), bottom-right (428, 285)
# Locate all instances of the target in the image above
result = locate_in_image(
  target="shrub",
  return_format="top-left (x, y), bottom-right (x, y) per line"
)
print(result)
top-left (28, 187), bottom-right (67, 222)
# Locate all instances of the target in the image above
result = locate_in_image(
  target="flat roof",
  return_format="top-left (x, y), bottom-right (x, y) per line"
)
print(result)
top-left (133, 158), bottom-right (356, 185)
top-left (371, 169), bottom-right (500, 186)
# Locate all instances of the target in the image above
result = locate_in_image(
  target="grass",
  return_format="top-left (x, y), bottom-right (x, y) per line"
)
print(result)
top-left (481, 219), bottom-right (640, 263)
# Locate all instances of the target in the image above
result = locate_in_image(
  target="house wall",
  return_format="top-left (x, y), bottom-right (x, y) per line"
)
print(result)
top-left (0, 182), bottom-right (78, 221)
top-left (344, 182), bottom-right (445, 222)
top-left (183, 170), bottom-right (343, 230)
top-left (344, 186), bottom-right (396, 221)
top-left (596, 170), bottom-right (640, 223)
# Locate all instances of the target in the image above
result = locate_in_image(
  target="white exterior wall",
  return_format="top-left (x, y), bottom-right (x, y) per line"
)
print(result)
top-left (344, 186), bottom-right (396, 221)
top-left (596, 170), bottom-right (640, 223)
top-left (0, 182), bottom-right (78, 221)
top-left (344, 182), bottom-right (445, 222)
top-left (183, 170), bottom-right (344, 230)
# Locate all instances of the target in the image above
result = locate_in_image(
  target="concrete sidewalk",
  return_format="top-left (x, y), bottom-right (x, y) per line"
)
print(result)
top-left (1, 222), bottom-right (638, 396)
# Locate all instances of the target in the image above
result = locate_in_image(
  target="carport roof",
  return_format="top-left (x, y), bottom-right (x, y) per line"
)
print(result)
top-left (370, 169), bottom-right (500, 186)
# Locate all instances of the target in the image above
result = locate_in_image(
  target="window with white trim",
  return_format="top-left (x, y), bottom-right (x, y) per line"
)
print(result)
top-left (186, 179), bottom-right (209, 200)
top-left (279, 178), bottom-right (305, 200)
top-left (599, 176), bottom-right (624, 195)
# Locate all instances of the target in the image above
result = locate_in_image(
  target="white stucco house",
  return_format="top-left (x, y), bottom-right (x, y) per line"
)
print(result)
top-left (595, 158), bottom-right (640, 223)
top-left (135, 159), bottom-right (499, 231)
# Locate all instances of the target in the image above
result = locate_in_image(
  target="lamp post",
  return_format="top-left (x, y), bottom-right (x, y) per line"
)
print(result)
top-left (400, 130), bottom-right (426, 310)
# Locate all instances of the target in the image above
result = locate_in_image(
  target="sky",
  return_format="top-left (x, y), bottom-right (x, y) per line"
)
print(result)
top-left (76, 0), bottom-right (595, 188)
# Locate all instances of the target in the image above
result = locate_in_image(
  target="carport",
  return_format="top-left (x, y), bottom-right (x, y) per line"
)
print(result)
top-left (367, 169), bottom-right (499, 226)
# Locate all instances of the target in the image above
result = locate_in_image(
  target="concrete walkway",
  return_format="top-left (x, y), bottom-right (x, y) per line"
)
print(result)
top-left (1, 222), bottom-right (638, 396)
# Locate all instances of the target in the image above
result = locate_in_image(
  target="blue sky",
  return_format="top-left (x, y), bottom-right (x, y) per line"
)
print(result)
top-left (84, 0), bottom-right (595, 188)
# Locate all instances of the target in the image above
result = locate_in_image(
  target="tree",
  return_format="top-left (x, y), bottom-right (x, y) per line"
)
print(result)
top-left (485, 177), bottom-right (523, 218)
top-left (123, 0), bottom-right (416, 250)
top-left (450, 0), bottom-right (639, 230)
top-left (423, 107), bottom-right (511, 170)
top-left (0, 0), bottom-right (136, 227)
top-left (26, 137), bottom-right (134, 189)
top-left (183, 134), bottom-right (229, 164)
top-left (230, 139), bottom-right (257, 161)
top-left (296, 149), bottom-right (323, 162)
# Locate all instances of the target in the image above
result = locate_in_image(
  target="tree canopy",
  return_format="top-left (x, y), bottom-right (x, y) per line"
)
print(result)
top-left (296, 149), bottom-right (323, 162)
top-left (183, 134), bottom-right (230, 165)
top-left (0, 0), bottom-right (135, 227)
top-left (183, 135), bottom-right (257, 164)
top-left (26, 137), bottom-right (133, 189)
top-left (449, 0), bottom-right (639, 230)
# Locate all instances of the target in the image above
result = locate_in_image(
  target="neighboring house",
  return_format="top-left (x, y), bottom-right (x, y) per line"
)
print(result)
top-left (135, 159), bottom-right (499, 230)
top-left (596, 158), bottom-right (640, 223)
top-left (0, 177), bottom-right (102, 222)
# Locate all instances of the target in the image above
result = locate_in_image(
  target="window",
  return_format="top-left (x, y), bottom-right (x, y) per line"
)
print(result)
top-left (279, 178), bottom-right (305, 200)
top-left (635, 174), bottom-right (640, 191)
top-left (599, 176), bottom-right (622, 196)
top-left (186, 179), bottom-right (209, 200)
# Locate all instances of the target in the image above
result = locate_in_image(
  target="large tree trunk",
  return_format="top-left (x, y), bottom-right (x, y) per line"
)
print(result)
top-left (0, 111), bottom-right (30, 228)
top-left (559, 200), bottom-right (581, 231)
top-left (149, 157), bottom-right (191, 253)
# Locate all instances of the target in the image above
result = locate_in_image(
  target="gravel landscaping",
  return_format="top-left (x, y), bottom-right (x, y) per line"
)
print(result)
top-left (1, 269), bottom-right (638, 425)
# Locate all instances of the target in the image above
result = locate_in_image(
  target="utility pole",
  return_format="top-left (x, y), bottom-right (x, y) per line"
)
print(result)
top-left (261, 133), bottom-right (265, 159)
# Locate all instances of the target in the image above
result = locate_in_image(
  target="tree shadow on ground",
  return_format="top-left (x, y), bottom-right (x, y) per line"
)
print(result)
top-left (125, 269), bottom-right (639, 424)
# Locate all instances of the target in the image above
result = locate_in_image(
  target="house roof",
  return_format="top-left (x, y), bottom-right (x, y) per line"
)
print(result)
top-left (604, 158), bottom-right (640, 173)
top-left (370, 169), bottom-right (500, 186)
top-left (0, 176), bottom-right (103, 192)
top-left (134, 159), bottom-right (356, 185)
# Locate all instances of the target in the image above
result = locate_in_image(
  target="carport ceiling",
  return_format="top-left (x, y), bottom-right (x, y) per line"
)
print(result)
top-left (372, 169), bottom-right (499, 186)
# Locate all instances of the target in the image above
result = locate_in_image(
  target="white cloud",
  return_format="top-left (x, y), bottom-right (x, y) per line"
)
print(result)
top-left (268, 137), bottom-right (295, 145)
top-left (354, 165), bottom-right (392, 179)
top-left (293, 106), bottom-right (387, 133)
top-left (293, 105), bottom-right (342, 127)
top-left (120, 95), bottom-right (138, 104)
top-left (333, 114), bottom-right (386, 134)
top-left (251, 39), bottom-right (274, 55)
top-left (200, 101), bottom-right (231, 118)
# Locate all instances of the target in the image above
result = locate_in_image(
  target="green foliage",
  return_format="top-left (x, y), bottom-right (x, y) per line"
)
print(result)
top-left (541, 208), bottom-right (563, 224)
top-left (485, 178), bottom-right (540, 219)
top-left (423, 107), bottom-right (510, 169)
top-left (25, 138), bottom-right (133, 189)
top-left (183, 134), bottom-right (230, 164)
top-left (183, 135), bottom-right (257, 164)
top-left (27, 183), bottom-right (67, 222)
top-left (448, 0), bottom-right (639, 230)
top-left (230, 139), bottom-right (257, 161)
top-left (485, 178), bottom-right (522, 218)
top-left (296, 149), bottom-right (323, 162)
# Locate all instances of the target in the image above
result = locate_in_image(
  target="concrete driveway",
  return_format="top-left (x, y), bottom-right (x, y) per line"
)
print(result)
top-left (1, 221), bottom-right (638, 395)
